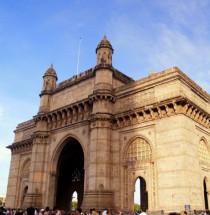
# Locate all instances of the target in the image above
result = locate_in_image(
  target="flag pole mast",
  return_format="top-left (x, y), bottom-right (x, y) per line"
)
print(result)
top-left (77, 37), bottom-right (81, 76)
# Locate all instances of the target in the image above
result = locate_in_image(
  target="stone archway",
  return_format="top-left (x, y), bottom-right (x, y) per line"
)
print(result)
top-left (55, 137), bottom-right (84, 210)
top-left (124, 137), bottom-right (154, 211)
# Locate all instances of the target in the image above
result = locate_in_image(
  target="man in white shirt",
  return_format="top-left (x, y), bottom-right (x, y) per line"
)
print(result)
top-left (102, 209), bottom-right (107, 215)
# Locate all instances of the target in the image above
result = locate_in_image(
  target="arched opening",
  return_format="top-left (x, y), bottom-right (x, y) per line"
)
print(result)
top-left (56, 138), bottom-right (84, 210)
top-left (204, 178), bottom-right (209, 209)
top-left (134, 177), bottom-right (148, 211)
top-left (21, 185), bottom-right (28, 207)
top-left (71, 191), bottom-right (78, 210)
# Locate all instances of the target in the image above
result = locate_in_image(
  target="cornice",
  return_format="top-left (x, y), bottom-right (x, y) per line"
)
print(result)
top-left (7, 138), bottom-right (33, 153)
top-left (34, 99), bottom-right (93, 131)
top-left (114, 67), bottom-right (210, 102)
top-left (176, 69), bottom-right (210, 102)
top-left (111, 96), bottom-right (210, 130)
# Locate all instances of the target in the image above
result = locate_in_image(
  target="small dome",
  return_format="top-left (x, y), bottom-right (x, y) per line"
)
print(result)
top-left (96, 35), bottom-right (114, 53)
top-left (44, 64), bottom-right (58, 80)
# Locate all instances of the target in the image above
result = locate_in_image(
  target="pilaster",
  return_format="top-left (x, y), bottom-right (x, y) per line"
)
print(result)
top-left (24, 119), bottom-right (49, 208)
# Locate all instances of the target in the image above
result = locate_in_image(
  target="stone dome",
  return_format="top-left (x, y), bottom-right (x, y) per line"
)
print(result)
top-left (96, 35), bottom-right (114, 53)
top-left (44, 64), bottom-right (58, 80)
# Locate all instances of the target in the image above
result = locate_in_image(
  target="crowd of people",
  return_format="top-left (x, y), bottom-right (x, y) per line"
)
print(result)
top-left (2, 206), bottom-right (209, 215)
top-left (0, 206), bottom-right (117, 215)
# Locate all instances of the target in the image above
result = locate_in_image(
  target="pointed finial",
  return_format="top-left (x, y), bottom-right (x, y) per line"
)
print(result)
top-left (50, 63), bottom-right (53, 68)
top-left (150, 68), bottom-right (155, 75)
top-left (104, 34), bottom-right (107, 39)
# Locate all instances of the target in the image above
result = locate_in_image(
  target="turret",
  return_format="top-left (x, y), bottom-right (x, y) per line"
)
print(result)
top-left (94, 36), bottom-right (114, 93)
top-left (96, 35), bottom-right (114, 66)
top-left (42, 64), bottom-right (57, 91)
top-left (38, 64), bottom-right (58, 114)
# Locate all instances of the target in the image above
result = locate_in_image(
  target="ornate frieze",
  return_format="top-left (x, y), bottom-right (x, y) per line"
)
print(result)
top-left (34, 99), bottom-right (92, 131)
top-left (112, 96), bottom-right (210, 129)
top-left (116, 88), bottom-right (155, 113)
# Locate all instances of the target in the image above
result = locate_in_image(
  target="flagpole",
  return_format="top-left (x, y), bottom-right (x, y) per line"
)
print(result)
top-left (77, 37), bottom-right (81, 76)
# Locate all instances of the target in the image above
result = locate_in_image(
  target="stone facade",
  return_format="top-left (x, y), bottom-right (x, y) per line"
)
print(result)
top-left (6, 36), bottom-right (210, 212)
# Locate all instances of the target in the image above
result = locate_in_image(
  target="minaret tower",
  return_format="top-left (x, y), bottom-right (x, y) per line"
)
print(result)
top-left (38, 64), bottom-right (57, 113)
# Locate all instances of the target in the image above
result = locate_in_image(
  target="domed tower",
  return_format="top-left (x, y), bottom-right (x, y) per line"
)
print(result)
top-left (94, 35), bottom-right (114, 93)
top-left (96, 35), bottom-right (114, 66)
top-left (42, 64), bottom-right (57, 91)
top-left (38, 64), bottom-right (58, 113)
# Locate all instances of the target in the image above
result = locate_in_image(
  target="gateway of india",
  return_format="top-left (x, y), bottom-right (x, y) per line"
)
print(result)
top-left (6, 36), bottom-right (210, 212)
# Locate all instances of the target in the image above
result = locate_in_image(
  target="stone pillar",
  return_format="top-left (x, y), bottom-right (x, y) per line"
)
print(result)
top-left (5, 153), bottom-right (21, 208)
top-left (45, 172), bottom-right (57, 209)
top-left (82, 115), bottom-right (114, 210)
top-left (24, 120), bottom-right (48, 208)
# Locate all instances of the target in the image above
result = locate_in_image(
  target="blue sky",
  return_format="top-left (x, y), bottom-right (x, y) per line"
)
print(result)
top-left (0, 0), bottom-right (210, 196)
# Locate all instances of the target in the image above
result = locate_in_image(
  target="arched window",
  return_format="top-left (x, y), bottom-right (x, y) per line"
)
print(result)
top-left (22, 159), bottom-right (31, 177)
top-left (126, 137), bottom-right (152, 162)
top-left (199, 139), bottom-right (210, 163)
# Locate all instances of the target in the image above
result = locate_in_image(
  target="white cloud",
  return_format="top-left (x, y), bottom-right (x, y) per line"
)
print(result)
top-left (106, 2), bottom-right (210, 93)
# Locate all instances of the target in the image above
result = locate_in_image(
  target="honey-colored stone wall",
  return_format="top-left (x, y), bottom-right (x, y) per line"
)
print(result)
top-left (50, 77), bottom-right (95, 111)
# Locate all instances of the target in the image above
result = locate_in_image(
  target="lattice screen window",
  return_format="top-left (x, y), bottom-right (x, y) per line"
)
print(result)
top-left (126, 138), bottom-right (152, 162)
top-left (199, 140), bottom-right (210, 163)
top-left (22, 160), bottom-right (31, 177)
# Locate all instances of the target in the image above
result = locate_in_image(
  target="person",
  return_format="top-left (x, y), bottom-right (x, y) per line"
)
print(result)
top-left (76, 209), bottom-right (82, 215)
top-left (92, 209), bottom-right (97, 215)
top-left (15, 209), bottom-right (23, 215)
top-left (106, 211), bottom-right (111, 215)
top-left (44, 207), bottom-right (49, 215)
top-left (140, 208), bottom-right (147, 215)
top-left (60, 210), bottom-right (65, 215)
top-left (26, 207), bottom-right (34, 215)
top-left (51, 207), bottom-right (58, 215)
top-left (102, 209), bottom-right (107, 215)
top-left (88, 209), bottom-right (92, 215)
top-left (40, 209), bottom-right (45, 215)
top-left (184, 211), bottom-right (187, 215)
top-left (0, 207), bottom-right (6, 215)
top-left (7, 209), bottom-right (12, 215)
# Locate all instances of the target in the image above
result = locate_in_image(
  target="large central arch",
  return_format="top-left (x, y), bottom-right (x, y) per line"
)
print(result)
top-left (55, 137), bottom-right (84, 210)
